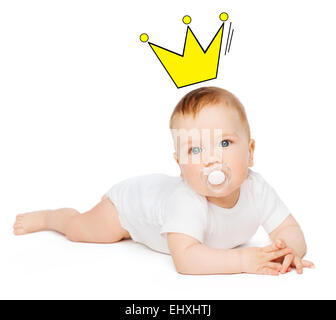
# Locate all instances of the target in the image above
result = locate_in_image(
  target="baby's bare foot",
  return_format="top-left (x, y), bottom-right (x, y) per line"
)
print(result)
top-left (13, 210), bottom-right (51, 235)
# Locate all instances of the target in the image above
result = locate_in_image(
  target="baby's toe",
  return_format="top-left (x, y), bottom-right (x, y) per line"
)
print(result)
top-left (14, 214), bottom-right (24, 223)
top-left (13, 214), bottom-right (27, 235)
top-left (13, 226), bottom-right (25, 235)
top-left (13, 215), bottom-right (23, 226)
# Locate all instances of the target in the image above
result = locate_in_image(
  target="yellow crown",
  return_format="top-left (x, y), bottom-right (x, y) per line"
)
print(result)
top-left (140, 12), bottom-right (233, 88)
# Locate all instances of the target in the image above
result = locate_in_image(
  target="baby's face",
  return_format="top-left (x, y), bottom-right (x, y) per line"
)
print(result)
top-left (171, 103), bottom-right (255, 198)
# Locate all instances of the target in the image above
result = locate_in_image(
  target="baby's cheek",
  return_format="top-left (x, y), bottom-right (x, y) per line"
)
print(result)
top-left (182, 166), bottom-right (204, 189)
top-left (231, 162), bottom-right (249, 184)
top-left (190, 180), bottom-right (208, 196)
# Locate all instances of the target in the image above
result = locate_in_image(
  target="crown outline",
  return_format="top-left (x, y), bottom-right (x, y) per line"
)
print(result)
top-left (142, 15), bottom-right (227, 88)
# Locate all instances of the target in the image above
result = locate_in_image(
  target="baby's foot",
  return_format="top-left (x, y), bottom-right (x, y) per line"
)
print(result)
top-left (13, 210), bottom-right (50, 235)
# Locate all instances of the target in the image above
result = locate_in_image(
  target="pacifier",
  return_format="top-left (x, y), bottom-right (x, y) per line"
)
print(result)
top-left (201, 163), bottom-right (232, 193)
top-left (208, 170), bottom-right (225, 185)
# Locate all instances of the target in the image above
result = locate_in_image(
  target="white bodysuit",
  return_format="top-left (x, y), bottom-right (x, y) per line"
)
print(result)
top-left (105, 169), bottom-right (290, 254)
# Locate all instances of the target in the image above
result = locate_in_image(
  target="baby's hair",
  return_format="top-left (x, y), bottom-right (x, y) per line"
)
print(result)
top-left (169, 86), bottom-right (251, 140)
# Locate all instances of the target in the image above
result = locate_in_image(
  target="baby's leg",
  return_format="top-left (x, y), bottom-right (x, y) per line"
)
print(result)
top-left (13, 196), bottom-right (131, 243)
top-left (13, 207), bottom-right (79, 235)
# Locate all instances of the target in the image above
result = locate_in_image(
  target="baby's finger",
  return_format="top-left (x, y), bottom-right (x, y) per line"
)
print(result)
top-left (302, 260), bottom-right (315, 269)
top-left (262, 267), bottom-right (279, 276)
top-left (268, 247), bottom-right (292, 260)
top-left (280, 254), bottom-right (294, 274)
top-left (264, 262), bottom-right (282, 272)
top-left (293, 256), bottom-right (303, 274)
top-left (263, 239), bottom-right (286, 253)
top-left (275, 238), bottom-right (287, 249)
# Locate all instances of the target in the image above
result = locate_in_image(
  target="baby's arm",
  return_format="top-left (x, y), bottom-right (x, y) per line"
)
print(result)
top-left (268, 214), bottom-right (314, 273)
top-left (269, 214), bottom-right (306, 257)
top-left (167, 233), bottom-right (292, 276)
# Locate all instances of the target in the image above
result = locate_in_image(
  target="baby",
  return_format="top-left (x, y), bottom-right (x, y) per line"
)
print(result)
top-left (13, 86), bottom-right (314, 276)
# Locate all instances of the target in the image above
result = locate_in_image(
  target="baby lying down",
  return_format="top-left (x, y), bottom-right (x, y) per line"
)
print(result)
top-left (13, 86), bottom-right (314, 275)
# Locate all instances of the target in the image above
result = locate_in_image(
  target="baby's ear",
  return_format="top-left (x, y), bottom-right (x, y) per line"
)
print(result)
top-left (248, 139), bottom-right (255, 167)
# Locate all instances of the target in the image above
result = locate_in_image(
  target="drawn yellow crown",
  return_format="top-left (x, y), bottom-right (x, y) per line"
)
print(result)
top-left (140, 12), bottom-right (234, 88)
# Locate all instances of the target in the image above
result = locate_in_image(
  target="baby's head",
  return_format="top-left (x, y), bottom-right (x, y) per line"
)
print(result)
top-left (170, 86), bottom-right (255, 198)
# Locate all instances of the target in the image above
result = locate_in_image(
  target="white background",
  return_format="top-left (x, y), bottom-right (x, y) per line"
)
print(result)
top-left (0, 0), bottom-right (335, 299)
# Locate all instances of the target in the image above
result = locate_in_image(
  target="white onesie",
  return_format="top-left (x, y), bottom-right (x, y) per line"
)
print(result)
top-left (105, 169), bottom-right (290, 254)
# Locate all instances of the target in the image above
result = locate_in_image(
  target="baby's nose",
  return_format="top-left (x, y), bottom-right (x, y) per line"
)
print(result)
top-left (202, 149), bottom-right (222, 165)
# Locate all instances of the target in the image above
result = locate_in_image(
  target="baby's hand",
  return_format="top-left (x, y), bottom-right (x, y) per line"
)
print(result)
top-left (272, 239), bottom-right (315, 274)
top-left (240, 240), bottom-right (293, 276)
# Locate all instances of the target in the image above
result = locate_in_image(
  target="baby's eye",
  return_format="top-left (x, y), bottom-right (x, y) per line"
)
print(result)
top-left (220, 139), bottom-right (231, 147)
top-left (189, 146), bottom-right (202, 154)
